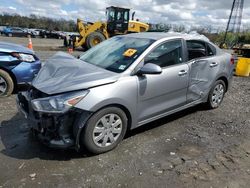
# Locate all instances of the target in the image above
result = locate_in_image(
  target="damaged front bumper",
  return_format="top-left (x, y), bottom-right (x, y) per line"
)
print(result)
top-left (16, 91), bottom-right (92, 150)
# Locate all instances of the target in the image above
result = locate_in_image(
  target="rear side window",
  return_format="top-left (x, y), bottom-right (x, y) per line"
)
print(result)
top-left (124, 11), bottom-right (129, 21)
top-left (187, 40), bottom-right (216, 61)
top-left (187, 40), bottom-right (206, 60)
top-left (207, 43), bottom-right (216, 56)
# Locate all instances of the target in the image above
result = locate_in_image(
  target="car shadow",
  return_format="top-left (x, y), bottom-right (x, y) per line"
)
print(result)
top-left (0, 104), bottom-right (207, 161)
top-left (126, 104), bottom-right (207, 138)
top-left (0, 113), bottom-right (87, 161)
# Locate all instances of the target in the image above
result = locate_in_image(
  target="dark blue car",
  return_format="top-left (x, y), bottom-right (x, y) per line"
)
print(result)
top-left (2, 27), bottom-right (35, 37)
top-left (0, 42), bottom-right (41, 96)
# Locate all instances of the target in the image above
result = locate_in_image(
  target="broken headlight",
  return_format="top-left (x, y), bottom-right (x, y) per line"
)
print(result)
top-left (11, 52), bottom-right (36, 62)
top-left (31, 90), bottom-right (89, 113)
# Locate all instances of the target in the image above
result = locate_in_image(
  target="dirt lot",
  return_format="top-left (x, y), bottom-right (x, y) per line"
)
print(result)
top-left (0, 36), bottom-right (250, 188)
top-left (0, 36), bottom-right (82, 61)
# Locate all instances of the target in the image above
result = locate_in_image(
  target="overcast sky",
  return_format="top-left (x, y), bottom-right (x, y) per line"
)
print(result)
top-left (1, 0), bottom-right (250, 30)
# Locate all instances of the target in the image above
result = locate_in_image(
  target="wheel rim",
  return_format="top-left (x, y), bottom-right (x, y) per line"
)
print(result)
top-left (93, 113), bottom-right (123, 147)
top-left (211, 83), bottom-right (224, 107)
top-left (0, 76), bottom-right (7, 95)
top-left (92, 38), bottom-right (100, 45)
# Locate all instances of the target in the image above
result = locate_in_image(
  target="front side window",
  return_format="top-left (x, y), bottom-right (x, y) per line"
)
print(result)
top-left (144, 40), bottom-right (183, 67)
top-left (13, 28), bottom-right (22, 32)
top-left (80, 36), bottom-right (155, 73)
top-left (107, 9), bottom-right (115, 21)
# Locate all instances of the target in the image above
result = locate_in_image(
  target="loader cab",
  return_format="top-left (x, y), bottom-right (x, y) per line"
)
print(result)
top-left (106, 6), bottom-right (130, 35)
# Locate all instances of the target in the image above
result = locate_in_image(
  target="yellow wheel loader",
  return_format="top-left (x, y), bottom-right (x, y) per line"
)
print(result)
top-left (73, 6), bottom-right (149, 49)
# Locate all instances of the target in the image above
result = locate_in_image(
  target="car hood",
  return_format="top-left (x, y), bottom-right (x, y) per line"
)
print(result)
top-left (32, 52), bottom-right (119, 95)
top-left (0, 41), bottom-right (34, 54)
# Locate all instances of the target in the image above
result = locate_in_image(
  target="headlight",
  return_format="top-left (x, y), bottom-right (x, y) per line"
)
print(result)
top-left (11, 53), bottom-right (36, 62)
top-left (31, 90), bottom-right (89, 113)
top-left (19, 53), bottom-right (36, 62)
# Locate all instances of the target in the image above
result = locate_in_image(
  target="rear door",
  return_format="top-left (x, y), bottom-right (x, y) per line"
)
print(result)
top-left (137, 39), bottom-right (189, 122)
top-left (185, 40), bottom-right (221, 102)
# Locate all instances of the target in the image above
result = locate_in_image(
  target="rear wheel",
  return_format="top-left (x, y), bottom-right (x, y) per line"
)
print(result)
top-left (81, 107), bottom-right (128, 154)
top-left (86, 31), bottom-right (106, 49)
top-left (206, 80), bottom-right (226, 109)
top-left (0, 69), bottom-right (14, 97)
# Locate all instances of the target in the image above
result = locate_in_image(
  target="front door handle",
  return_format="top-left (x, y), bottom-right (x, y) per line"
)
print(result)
top-left (178, 70), bottom-right (188, 76)
top-left (210, 62), bottom-right (218, 67)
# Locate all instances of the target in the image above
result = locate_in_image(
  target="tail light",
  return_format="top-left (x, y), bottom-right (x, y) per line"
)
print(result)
top-left (230, 55), bottom-right (235, 65)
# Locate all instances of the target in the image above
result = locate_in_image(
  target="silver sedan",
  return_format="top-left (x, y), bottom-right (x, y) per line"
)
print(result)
top-left (17, 32), bottom-right (235, 154)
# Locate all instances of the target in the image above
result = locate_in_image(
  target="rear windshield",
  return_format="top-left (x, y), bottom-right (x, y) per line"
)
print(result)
top-left (80, 36), bottom-right (155, 73)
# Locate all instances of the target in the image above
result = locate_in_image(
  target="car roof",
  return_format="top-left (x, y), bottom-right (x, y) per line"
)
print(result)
top-left (123, 32), bottom-right (210, 42)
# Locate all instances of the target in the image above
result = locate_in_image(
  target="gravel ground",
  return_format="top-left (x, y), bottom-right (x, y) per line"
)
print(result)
top-left (0, 37), bottom-right (250, 188)
top-left (0, 36), bottom-right (83, 62)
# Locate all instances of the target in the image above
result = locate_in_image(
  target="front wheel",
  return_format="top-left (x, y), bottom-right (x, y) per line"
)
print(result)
top-left (86, 31), bottom-right (106, 49)
top-left (0, 69), bottom-right (14, 97)
top-left (81, 107), bottom-right (128, 154)
top-left (206, 80), bottom-right (226, 109)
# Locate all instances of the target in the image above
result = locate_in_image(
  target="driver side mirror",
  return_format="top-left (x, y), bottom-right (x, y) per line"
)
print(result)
top-left (137, 63), bottom-right (162, 75)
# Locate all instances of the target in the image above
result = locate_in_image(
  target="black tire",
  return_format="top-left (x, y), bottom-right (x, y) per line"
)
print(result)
top-left (86, 31), bottom-right (106, 49)
top-left (206, 80), bottom-right (226, 109)
top-left (0, 69), bottom-right (14, 97)
top-left (80, 107), bottom-right (128, 154)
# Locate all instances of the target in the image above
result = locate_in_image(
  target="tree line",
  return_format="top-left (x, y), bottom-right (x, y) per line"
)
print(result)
top-left (149, 23), bottom-right (250, 46)
top-left (0, 13), bottom-right (250, 46)
top-left (0, 13), bottom-right (76, 31)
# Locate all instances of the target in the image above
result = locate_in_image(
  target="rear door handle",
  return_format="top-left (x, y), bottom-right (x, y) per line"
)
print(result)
top-left (210, 62), bottom-right (218, 67)
top-left (178, 70), bottom-right (188, 76)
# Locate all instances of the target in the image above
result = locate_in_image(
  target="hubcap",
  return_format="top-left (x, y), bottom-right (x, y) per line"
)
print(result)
top-left (211, 84), bottom-right (224, 107)
top-left (93, 114), bottom-right (122, 147)
top-left (0, 76), bottom-right (7, 95)
top-left (93, 38), bottom-right (100, 45)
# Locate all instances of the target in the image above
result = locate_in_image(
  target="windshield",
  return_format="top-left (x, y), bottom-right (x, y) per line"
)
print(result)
top-left (80, 36), bottom-right (155, 73)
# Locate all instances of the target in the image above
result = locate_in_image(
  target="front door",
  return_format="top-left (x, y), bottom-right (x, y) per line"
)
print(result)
top-left (137, 39), bottom-right (189, 122)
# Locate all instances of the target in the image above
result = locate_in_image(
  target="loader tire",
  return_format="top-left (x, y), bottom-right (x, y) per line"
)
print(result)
top-left (86, 32), bottom-right (106, 49)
